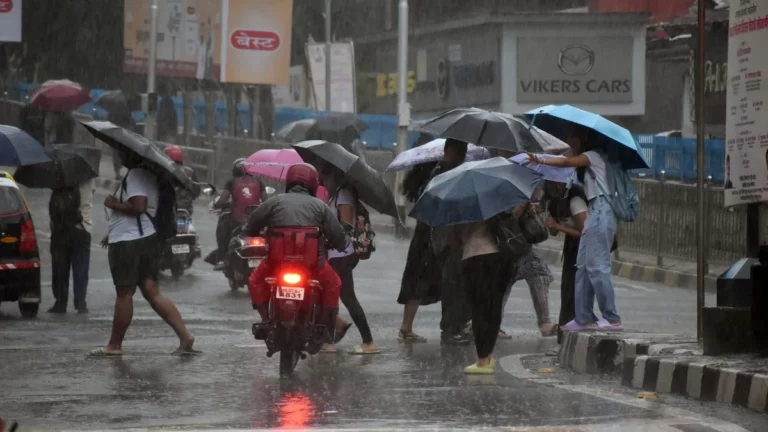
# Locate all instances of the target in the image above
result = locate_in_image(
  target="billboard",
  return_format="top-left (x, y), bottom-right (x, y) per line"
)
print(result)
top-left (306, 42), bottom-right (356, 113)
top-left (724, 0), bottom-right (768, 206)
top-left (0, 0), bottom-right (21, 42)
top-left (123, 0), bottom-right (292, 85)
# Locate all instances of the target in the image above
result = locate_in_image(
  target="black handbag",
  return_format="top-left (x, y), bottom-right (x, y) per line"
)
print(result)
top-left (493, 214), bottom-right (532, 261)
top-left (518, 210), bottom-right (549, 245)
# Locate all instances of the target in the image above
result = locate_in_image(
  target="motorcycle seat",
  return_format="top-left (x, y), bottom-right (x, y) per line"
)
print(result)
top-left (265, 226), bottom-right (320, 269)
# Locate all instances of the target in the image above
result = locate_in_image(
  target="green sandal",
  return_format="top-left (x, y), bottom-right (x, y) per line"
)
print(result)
top-left (464, 357), bottom-right (496, 375)
top-left (349, 345), bottom-right (381, 355)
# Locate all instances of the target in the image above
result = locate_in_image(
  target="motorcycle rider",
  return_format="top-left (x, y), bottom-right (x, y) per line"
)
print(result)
top-left (164, 145), bottom-right (199, 215)
top-left (245, 163), bottom-right (351, 342)
top-left (208, 158), bottom-right (266, 271)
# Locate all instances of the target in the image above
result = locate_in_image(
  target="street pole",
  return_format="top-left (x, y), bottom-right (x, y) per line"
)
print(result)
top-left (145, 0), bottom-right (159, 140)
top-left (394, 0), bottom-right (410, 237)
top-left (324, 0), bottom-right (332, 112)
top-left (695, 0), bottom-right (706, 342)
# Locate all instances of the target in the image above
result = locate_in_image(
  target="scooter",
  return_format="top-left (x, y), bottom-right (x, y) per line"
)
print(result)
top-left (224, 204), bottom-right (267, 290)
top-left (251, 226), bottom-right (329, 376)
top-left (160, 209), bottom-right (200, 279)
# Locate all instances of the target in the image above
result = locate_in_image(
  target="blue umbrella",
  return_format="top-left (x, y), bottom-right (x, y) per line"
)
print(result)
top-left (509, 153), bottom-right (575, 184)
top-left (409, 157), bottom-right (543, 228)
top-left (525, 104), bottom-right (650, 170)
top-left (0, 125), bottom-right (51, 166)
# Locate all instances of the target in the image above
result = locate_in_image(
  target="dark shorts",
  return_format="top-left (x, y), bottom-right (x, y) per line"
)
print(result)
top-left (108, 234), bottom-right (160, 287)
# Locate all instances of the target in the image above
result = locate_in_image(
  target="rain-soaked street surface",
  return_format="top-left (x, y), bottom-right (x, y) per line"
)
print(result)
top-left (2, 188), bottom-right (767, 431)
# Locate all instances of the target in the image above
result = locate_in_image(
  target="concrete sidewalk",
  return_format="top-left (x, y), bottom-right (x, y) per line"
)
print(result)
top-left (557, 329), bottom-right (768, 414)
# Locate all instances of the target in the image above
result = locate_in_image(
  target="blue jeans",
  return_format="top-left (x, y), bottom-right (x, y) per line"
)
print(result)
top-left (574, 196), bottom-right (620, 324)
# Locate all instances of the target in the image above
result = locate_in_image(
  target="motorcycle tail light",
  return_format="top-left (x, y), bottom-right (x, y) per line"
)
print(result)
top-left (249, 237), bottom-right (265, 247)
top-left (281, 272), bottom-right (302, 285)
top-left (20, 219), bottom-right (37, 253)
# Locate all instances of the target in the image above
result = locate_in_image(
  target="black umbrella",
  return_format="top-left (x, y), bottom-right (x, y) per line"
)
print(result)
top-left (94, 90), bottom-right (129, 113)
top-left (291, 140), bottom-right (398, 218)
top-left (79, 120), bottom-right (199, 194)
top-left (409, 157), bottom-right (543, 227)
top-left (14, 144), bottom-right (101, 189)
top-left (408, 119), bottom-right (438, 137)
top-left (278, 114), bottom-right (369, 144)
top-left (421, 108), bottom-right (543, 153)
top-left (275, 119), bottom-right (315, 143)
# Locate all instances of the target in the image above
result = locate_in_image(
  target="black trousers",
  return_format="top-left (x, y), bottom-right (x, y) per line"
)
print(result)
top-left (557, 236), bottom-right (580, 344)
top-left (50, 229), bottom-right (91, 307)
top-left (463, 253), bottom-right (516, 359)
top-left (440, 249), bottom-right (471, 335)
top-left (330, 254), bottom-right (373, 344)
top-left (214, 211), bottom-right (235, 262)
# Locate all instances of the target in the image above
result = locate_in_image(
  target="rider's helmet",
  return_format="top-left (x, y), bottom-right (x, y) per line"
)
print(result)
top-left (285, 163), bottom-right (319, 196)
top-left (232, 158), bottom-right (246, 178)
top-left (164, 145), bottom-right (184, 164)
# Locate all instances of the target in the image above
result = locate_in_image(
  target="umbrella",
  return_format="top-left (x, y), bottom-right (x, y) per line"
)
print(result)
top-left (291, 140), bottom-right (398, 218)
top-left (94, 90), bottom-right (129, 113)
top-left (14, 144), bottom-right (101, 189)
top-left (0, 125), bottom-right (51, 166)
top-left (29, 79), bottom-right (91, 112)
top-left (510, 153), bottom-right (575, 184)
top-left (409, 157), bottom-right (543, 228)
top-left (421, 107), bottom-right (543, 153)
top-left (244, 149), bottom-right (303, 181)
top-left (275, 119), bottom-right (315, 143)
top-left (525, 104), bottom-right (650, 170)
top-left (80, 120), bottom-right (199, 194)
top-left (385, 138), bottom-right (490, 172)
top-left (408, 119), bottom-right (438, 136)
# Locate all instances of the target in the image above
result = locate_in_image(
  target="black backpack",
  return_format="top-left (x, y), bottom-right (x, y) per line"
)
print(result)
top-left (120, 168), bottom-right (177, 242)
top-left (492, 213), bottom-right (532, 261)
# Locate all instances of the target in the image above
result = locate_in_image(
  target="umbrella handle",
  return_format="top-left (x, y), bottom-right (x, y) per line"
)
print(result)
top-left (528, 113), bottom-right (538, 130)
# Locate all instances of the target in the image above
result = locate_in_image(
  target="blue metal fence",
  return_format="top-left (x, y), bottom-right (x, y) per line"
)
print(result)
top-left (635, 135), bottom-right (725, 184)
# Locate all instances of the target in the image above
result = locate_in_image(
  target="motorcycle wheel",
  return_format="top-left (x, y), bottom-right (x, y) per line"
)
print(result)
top-left (279, 349), bottom-right (300, 377)
top-left (170, 260), bottom-right (184, 280)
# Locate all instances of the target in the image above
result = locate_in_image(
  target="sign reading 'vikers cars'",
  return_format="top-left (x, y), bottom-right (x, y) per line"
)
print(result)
top-left (516, 36), bottom-right (634, 104)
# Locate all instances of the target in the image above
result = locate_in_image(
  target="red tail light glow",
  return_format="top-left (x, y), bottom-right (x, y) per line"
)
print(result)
top-left (249, 237), bottom-right (265, 247)
top-left (282, 272), bottom-right (302, 285)
top-left (20, 219), bottom-right (37, 253)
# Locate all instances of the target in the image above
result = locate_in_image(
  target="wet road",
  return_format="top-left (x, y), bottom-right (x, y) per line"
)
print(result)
top-left (1, 188), bottom-right (765, 431)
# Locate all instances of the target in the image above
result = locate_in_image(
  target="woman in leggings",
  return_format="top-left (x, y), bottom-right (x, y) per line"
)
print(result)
top-left (321, 166), bottom-right (379, 354)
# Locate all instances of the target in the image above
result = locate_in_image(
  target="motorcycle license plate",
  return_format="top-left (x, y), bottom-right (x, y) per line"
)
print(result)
top-left (171, 244), bottom-right (190, 254)
top-left (248, 259), bottom-right (260, 268)
top-left (276, 287), bottom-right (305, 301)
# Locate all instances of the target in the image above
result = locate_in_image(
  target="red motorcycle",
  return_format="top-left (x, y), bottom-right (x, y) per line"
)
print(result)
top-left (251, 226), bottom-right (329, 376)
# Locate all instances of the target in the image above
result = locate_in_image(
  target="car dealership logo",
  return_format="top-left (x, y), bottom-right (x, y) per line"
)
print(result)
top-left (230, 30), bottom-right (281, 51)
top-left (557, 44), bottom-right (595, 76)
top-left (0, 0), bottom-right (13, 13)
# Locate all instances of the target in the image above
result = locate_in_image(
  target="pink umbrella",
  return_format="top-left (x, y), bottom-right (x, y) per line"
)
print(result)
top-left (29, 79), bottom-right (91, 111)
top-left (244, 149), bottom-right (303, 181)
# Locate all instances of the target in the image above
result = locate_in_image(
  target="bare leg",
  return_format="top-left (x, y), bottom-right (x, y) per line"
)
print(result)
top-left (105, 286), bottom-right (136, 354)
top-left (400, 299), bottom-right (420, 332)
top-left (140, 279), bottom-right (195, 350)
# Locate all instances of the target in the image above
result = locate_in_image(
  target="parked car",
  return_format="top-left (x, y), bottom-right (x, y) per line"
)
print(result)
top-left (0, 171), bottom-right (41, 318)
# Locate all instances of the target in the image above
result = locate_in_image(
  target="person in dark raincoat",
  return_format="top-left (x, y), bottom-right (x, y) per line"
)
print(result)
top-left (156, 83), bottom-right (178, 143)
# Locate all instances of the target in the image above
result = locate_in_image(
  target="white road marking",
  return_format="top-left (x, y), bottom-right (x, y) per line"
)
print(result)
top-left (499, 354), bottom-right (750, 432)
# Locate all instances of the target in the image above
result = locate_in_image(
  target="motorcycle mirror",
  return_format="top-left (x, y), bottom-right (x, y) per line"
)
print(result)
top-left (201, 183), bottom-right (216, 196)
top-left (265, 186), bottom-right (276, 195)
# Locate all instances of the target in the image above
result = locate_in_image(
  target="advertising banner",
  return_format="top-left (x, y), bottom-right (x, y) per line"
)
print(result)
top-left (123, 0), bottom-right (292, 85)
top-left (272, 65), bottom-right (308, 108)
top-left (306, 42), bottom-right (356, 113)
top-left (0, 0), bottom-right (22, 42)
top-left (724, 0), bottom-right (768, 207)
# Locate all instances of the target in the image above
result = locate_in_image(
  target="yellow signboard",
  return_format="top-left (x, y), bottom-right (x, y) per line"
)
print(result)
top-left (376, 71), bottom-right (416, 97)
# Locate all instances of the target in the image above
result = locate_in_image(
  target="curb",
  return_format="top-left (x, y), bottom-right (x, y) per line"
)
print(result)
top-left (622, 355), bottom-right (768, 414)
top-left (532, 245), bottom-right (717, 292)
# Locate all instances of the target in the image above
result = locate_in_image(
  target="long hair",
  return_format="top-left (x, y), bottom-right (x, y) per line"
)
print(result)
top-left (546, 184), bottom-right (587, 222)
top-left (401, 161), bottom-right (437, 203)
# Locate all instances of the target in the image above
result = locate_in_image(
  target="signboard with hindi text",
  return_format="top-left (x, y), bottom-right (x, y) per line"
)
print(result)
top-left (724, 0), bottom-right (768, 207)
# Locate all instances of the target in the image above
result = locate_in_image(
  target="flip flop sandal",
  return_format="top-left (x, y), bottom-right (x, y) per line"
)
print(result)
top-left (86, 347), bottom-right (122, 358)
top-left (348, 345), bottom-right (381, 355)
top-left (561, 320), bottom-right (598, 333)
top-left (319, 345), bottom-right (339, 354)
top-left (171, 347), bottom-right (203, 356)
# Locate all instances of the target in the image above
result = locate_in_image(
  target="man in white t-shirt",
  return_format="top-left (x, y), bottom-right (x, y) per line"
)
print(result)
top-left (87, 150), bottom-right (198, 357)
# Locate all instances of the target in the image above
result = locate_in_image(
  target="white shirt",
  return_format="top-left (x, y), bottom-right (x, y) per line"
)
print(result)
top-left (108, 168), bottom-right (158, 244)
top-left (328, 188), bottom-right (355, 259)
top-left (78, 178), bottom-right (95, 233)
top-left (561, 196), bottom-right (588, 229)
top-left (584, 151), bottom-right (608, 201)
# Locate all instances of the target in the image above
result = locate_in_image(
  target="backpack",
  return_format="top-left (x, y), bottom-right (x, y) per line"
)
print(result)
top-left (120, 168), bottom-right (178, 241)
top-left (332, 187), bottom-right (376, 260)
top-left (492, 213), bottom-right (532, 261)
top-left (518, 209), bottom-right (549, 244)
top-left (49, 187), bottom-right (82, 230)
top-left (590, 151), bottom-right (640, 223)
